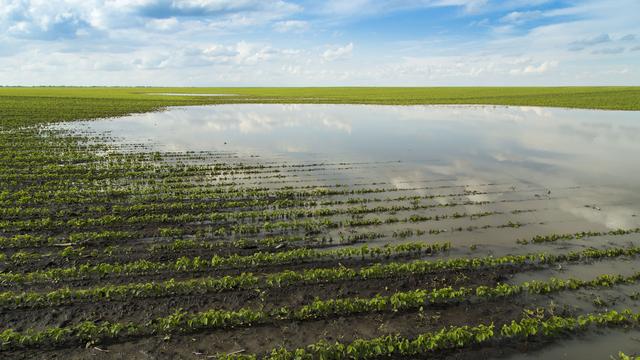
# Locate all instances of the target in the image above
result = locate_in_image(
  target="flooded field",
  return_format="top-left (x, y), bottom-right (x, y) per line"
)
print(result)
top-left (56, 104), bottom-right (640, 249)
top-left (4, 104), bottom-right (640, 358)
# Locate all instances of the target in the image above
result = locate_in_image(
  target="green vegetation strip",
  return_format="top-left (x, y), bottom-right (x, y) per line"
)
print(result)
top-left (0, 242), bottom-right (450, 284)
top-left (3, 87), bottom-right (640, 114)
top-left (221, 309), bottom-right (640, 359)
top-left (1, 271), bottom-right (638, 350)
top-left (0, 204), bottom-right (502, 234)
top-left (517, 228), bottom-right (640, 245)
top-left (2, 245), bottom-right (640, 308)
top-left (0, 187), bottom-right (517, 222)
top-left (265, 245), bottom-right (640, 288)
top-left (0, 232), bottom-right (392, 266)
top-left (0, 197), bottom-right (500, 227)
top-left (617, 353), bottom-right (640, 360)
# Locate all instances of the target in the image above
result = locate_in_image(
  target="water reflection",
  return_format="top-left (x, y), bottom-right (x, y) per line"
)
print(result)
top-left (53, 104), bottom-right (640, 233)
top-left (49, 104), bottom-right (640, 357)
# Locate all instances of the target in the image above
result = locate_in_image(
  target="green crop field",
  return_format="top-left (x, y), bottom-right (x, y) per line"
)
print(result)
top-left (1, 86), bottom-right (640, 127)
top-left (3, 0), bottom-right (640, 358)
top-left (1, 88), bottom-right (640, 359)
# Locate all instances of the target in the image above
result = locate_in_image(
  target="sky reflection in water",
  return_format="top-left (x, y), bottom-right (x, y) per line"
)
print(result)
top-left (56, 104), bottom-right (640, 232)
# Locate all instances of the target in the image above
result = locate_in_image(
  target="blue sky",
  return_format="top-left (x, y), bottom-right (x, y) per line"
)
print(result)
top-left (0, 0), bottom-right (639, 86)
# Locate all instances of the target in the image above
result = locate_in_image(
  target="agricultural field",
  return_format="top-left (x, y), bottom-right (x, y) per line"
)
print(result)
top-left (1, 87), bottom-right (640, 359)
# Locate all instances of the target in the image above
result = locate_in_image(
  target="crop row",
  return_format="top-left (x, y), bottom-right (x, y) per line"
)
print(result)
top-left (6, 219), bottom-right (630, 255)
top-left (2, 169), bottom-right (390, 192)
top-left (0, 232), bottom-right (387, 267)
top-left (0, 190), bottom-right (515, 222)
top-left (218, 309), bottom-right (640, 359)
top-left (2, 244), bottom-right (639, 306)
top-left (1, 287), bottom-right (639, 352)
top-left (0, 225), bottom-right (390, 249)
top-left (3, 161), bottom-right (388, 179)
top-left (1, 172), bottom-right (493, 200)
top-left (0, 242), bottom-right (450, 284)
top-left (0, 228), bottom-right (443, 268)
top-left (617, 353), bottom-right (640, 360)
top-left (2, 181), bottom-right (498, 207)
top-left (1, 161), bottom-right (354, 181)
top-left (0, 230), bottom-right (136, 249)
top-left (0, 274), bottom-right (640, 352)
top-left (0, 197), bottom-right (506, 230)
top-left (517, 228), bottom-right (640, 244)
top-left (0, 208), bottom-right (507, 237)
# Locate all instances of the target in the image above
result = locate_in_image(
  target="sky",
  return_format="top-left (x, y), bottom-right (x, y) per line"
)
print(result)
top-left (0, 0), bottom-right (639, 86)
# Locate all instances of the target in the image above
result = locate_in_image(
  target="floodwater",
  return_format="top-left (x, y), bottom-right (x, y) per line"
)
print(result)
top-left (53, 104), bottom-right (640, 247)
top-left (50, 103), bottom-right (640, 356)
top-left (55, 104), bottom-right (640, 237)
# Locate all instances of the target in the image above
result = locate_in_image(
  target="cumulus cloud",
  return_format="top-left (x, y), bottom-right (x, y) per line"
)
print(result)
top-left (0, 0), bottom-right (301, 40)
top-left (0, 0), bottom-right (638, 85)
top-left (455, 0), bottom-right (489, 14)
top-left (131, 0), bottom-right (300, 20)
top-left (145, 17), bottom-right (179, 31)
top-left (1, 1), bottom-right (93, 40)
top-left (509, 60), bottom-right (558, 75)
top-left (131, 41), bottom-right (279, 69)
top-left (322, 43), bottom-right (353, 61)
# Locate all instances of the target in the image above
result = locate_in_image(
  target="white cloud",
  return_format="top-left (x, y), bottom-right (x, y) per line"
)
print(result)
top-left (0, 0), bottom-right (301, 40)
top-left (273, 20), bottom-right (309, 33)
top-left (508, 60), bottom-right (558, 75)
top-left (145, 17), bottom-right (179, 31)
top-left (452, 0), bottom-right (489, 14)
top-left (322, 43), bottom-right (353, 61)
top-left (132, 41), bottom-right (279, 69)
top-left (525, 60), bottom-right (557, 74)
top-left (0, 0), bottom-right (638, 85)
top-left (500, 10), bottom-right (542, 24)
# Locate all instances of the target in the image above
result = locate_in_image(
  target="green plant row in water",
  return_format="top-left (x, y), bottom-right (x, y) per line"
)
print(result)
top-left (287, 273), bottom-right (638, 322)
top-left (1, 267), bottom-right (639, 350)
top-left (2, 176), bottom-right (470, 206)
top-left (0, 232), bottom-right (382, 266)
top-left (0, 242), bottom-right (450, 284)
top-left (517, 228), bottom-right (640, 244)
top-left (0, 204), bottom-right (504, 234)
top-left (0, 181), bottom-right (503, 221)
top-left (1, 246), bottom-right (638, 309)
top-left (265, 245), bottom-right (640, 288)
top-left (0, 231), bottom-right (136, 249)
top-left (1, 299), bottom-right (639, 353)
top-left (0, 223), bottom-right (402, 250)
top-left (0, 179), bottom-right (505, 219)
top-left (218, 309), bottom-right (640, 359)
top-left (0, 229), bottom-right (314, 249)
top-left (0, 195), bottom-right (499, 230)
top-left (616, 352), bottom-right (640, 360)
top-left (1, 161), bottom-right (347, 184)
